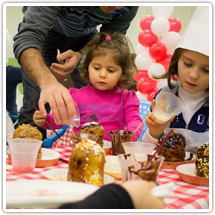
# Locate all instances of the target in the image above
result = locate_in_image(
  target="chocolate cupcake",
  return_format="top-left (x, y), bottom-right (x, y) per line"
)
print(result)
top-left (157, 130), bottom-right (186, 162)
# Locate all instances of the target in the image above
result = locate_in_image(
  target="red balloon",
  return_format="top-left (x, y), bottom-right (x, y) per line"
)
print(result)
top-left (140, 15), bottom-right (155, 31)
top-left (149, 42), bottom-right (167, 61)
top-left (158, 54), bottom-right (173, 71)
top-left (138, 70), bottom-right (148, 76)
top-left (137, 77), bottom-right (157, 94)
top-left (147, 89), bottom-right (158, 102)
top-left (133, 70), bottom-right (148, 82)
top-left (168, 17), bottom-right (182, 33)
top-left (138, 30), bottom-right (158, 47)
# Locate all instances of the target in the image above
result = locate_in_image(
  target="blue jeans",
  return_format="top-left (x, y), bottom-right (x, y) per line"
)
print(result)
top-left (18, 29), bottom-right (96, 139)
top-left (6, 66), bottom-right (22, 116)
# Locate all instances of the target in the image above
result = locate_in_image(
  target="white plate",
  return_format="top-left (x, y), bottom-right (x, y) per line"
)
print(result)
top-left (6, 180), bottom-right (98, 208)
top-left (156, 151), bottom-right (195, 169)
top-left (7, 148), bottom-right (61, 168)
top-left (104, 156), bottom-right (122, 179)
top-left (103, 140), bottom-right (112, 154)
top-left (41, 168), bottom-right (114, 184)
top-left (103, 140), bottom-right (111, 149)
top-left (176, 163), bottom-right (209, 186)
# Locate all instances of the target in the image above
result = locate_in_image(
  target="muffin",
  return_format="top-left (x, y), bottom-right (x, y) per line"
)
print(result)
top-left (13, 123), bottom-right (43, 159)
top-left (81, 122), bottom-right (105, 147)
top-left (157, 130), bottom-right (186, 162)
top-left (67, 139), bottom-right (106, 185)
top-left (195, 142), bottom-right (209, 178)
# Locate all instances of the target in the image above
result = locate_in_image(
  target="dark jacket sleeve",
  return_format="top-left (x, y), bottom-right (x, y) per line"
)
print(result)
top-left (58, 183), bottom-right (134, 209)
top-left (13, 6), bottom-right (61, 63)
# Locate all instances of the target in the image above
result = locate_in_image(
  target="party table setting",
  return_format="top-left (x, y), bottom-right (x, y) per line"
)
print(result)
top-left (5, 90), bottom-right (210, 210)
top-left (6, 135), bottom-right (209, 210)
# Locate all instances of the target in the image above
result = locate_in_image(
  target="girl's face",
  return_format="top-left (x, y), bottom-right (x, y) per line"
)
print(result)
top-left (178, 50), bottom-right (209, 93)
top-left (89, 54), bottom-right (123, 91)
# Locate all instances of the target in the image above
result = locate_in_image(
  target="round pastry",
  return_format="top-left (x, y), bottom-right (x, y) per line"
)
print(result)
top-left (195, 142), bottom-right (209, 178)
top-left (157, 130), bottom-right (186, 162)
top-left (67, 139), bottom-right (106, 185)
top-left (13, 124), bottom-right (43, 159)
top-left (81, 122), bottom-right (105, 147)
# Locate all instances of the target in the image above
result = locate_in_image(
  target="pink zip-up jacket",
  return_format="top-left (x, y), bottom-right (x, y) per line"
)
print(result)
top-left (42, 84), bottom-right (143, 141)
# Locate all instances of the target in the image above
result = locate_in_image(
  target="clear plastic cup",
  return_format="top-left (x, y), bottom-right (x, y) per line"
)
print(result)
top-left (7, 138), bottom-right (43, 173)
top-left (67, 102), bottom-right (80, 128)
top-left (153, 92), bottom-right (183, 124)
top-left (117, 153), bottom-right (164, 182)
top-left (122, 142), bottom-right (155, 155)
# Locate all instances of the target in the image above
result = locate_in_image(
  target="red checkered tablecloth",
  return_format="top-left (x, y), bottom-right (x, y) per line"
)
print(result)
top-left (6, 145), bottom-right (209, 209)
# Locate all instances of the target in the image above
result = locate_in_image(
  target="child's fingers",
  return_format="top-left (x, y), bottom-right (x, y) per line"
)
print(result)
top-left (151, 100), bottom-right (156, 111)
top-left (35, 119), bottom-right (46, 125)
top-left (34, 111), bottom-right (47, 119)
top-left (146, 114), bottom-right (157, 125)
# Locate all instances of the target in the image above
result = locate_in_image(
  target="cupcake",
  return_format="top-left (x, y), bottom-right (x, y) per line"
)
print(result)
top-left (157, 130), bottom-right (186, 162)
top-left (67, 139), bottom-right (106, 185)
top-left (195, 142), bottom-right (209, 178)
top-left (81, 122), bottom-right (105, 147)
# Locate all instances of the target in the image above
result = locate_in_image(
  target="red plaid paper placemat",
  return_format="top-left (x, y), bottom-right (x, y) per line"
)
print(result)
top-left (52, 146), bottom-right (72, 162)
top-left (158, 169), bottom-right (209, 209)
top-left (47, 126), bottom-right (74, 147)
top-left (6, 160), bottom-right (69, 182)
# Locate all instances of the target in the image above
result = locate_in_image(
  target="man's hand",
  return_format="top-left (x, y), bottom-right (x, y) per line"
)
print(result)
top-left (38, 82), bottom-right (76, 125)
top-left (50, 50), bottom-right (81, 79)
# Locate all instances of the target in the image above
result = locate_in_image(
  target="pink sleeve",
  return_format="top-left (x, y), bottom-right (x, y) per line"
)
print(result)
top-left (42, 88), bottom-right (79, 130)
top-left (123, 90), bottom-right (143, 141)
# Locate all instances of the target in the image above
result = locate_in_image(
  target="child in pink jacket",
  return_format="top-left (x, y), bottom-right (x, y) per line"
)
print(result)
top-left (33, 32), bottom-right (143, 141)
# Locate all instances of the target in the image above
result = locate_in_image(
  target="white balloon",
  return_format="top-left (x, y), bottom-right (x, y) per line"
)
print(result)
top-left (148, 63), bottom-right (166, 80)
top-left (152, 6), bottom-right (174, 18)
top-left (156, 79), bottom-right (168, 90)
top-left (135, 44), bottom-right (149, 55)
top-left (136, 91), bottom-right (148, 100)
top-left (160, 31), bottom-right (181, 54)
top-left (151, 18), bottom-right (170, 37)
top-left (135, 53), bottom-right (156, 70)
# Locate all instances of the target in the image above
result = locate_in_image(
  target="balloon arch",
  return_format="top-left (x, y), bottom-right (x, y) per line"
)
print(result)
top-left (134, 6), bottom-right (182, 101)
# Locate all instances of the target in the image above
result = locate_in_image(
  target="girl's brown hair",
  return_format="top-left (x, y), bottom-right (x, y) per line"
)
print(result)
top-left (80, 32), bottom-right (137, 89)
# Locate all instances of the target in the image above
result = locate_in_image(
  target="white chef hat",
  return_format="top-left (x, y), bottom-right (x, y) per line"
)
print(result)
top-left (176, 6), bottom-right (209, 57)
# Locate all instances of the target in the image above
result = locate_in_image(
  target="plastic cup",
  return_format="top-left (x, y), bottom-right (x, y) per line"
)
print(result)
top-left (108, 130), bottom-right (134, 155)
top-left (122, 142), bottom-right (155, 156)
top-left (117, 153), bottom-right (164, 182)
top-left (67, 102), bottom-right (80, 128)
top-left (7, 138), bottom-right (43, 173)
top-left (153, 92), bottom-right (183, 124)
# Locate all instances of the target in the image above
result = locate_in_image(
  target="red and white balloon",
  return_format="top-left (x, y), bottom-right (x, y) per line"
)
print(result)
top-left (135, 6), bottom-right (182, 102)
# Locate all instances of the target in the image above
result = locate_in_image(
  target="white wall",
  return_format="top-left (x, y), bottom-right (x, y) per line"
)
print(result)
top-left (6, 6), bottom-right (196, 59)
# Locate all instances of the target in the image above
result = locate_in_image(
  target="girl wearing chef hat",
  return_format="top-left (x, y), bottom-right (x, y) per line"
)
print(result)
top-left (143, 6), bottom-right (210, 144)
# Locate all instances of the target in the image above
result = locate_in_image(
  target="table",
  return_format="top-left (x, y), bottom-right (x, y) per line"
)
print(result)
top-left (6, 145), bottom-right (209, 209)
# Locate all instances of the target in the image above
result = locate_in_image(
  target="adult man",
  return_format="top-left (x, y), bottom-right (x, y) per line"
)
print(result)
top-left (13, 6), bottom-right (138, 138)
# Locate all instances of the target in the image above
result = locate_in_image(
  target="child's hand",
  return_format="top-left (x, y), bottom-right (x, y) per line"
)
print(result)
top-left (33, 110), bottom-right (47, 127)
top-left (146, 100), bottom-right (175, 139)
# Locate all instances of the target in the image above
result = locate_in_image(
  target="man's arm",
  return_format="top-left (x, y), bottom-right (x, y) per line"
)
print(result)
top-left (20, 48), bottom-right (76, 125)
